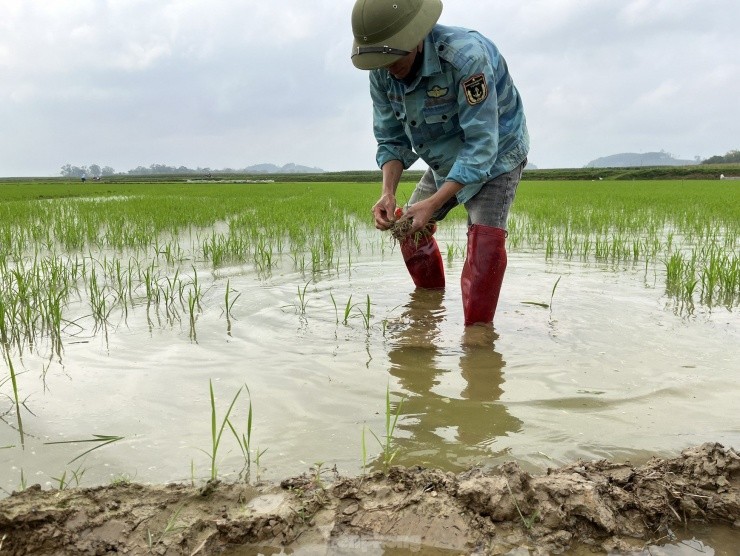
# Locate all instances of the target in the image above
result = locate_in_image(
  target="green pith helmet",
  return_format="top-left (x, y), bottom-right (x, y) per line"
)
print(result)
top-left (351, 0), bottom-right (443, 70)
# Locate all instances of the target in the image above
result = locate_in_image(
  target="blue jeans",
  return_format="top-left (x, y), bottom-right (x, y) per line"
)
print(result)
top-left (407, 161), bottom-right (526, 229)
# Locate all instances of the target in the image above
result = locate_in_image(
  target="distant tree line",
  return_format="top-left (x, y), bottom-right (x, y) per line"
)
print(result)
top-left (60, 163), bottom-right (216, 178)
top-left (60, 164), bottom-right (116, 178)
top-left (701, 150), bottom-right (740, 165)
top-left (125, 164), bottom-right (216, 175)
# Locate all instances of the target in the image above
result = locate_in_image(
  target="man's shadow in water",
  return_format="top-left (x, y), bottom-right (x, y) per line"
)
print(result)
top-left (377, 289), bottom-right (522, 472)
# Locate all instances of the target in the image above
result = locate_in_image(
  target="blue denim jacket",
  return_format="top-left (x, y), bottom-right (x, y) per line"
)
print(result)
top-left (369, 24), bottom-right (529, 204)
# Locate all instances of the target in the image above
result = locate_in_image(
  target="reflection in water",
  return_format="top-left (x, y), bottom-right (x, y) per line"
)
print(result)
top-left (382, 290), bottom-right (522, 472)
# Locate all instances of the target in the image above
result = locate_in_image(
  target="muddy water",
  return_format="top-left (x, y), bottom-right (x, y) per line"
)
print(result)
top-left (1, 223), bottom-right (738, 552)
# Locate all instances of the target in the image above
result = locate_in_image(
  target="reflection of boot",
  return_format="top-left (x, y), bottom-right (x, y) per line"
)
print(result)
top-left (400, 225), bottom-right (445, 289)
top-left (461, 225), bottom-right (507, 326)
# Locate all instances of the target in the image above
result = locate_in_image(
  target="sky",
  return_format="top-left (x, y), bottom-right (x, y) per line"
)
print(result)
top-left (1, 0), bottom-right (738, 176)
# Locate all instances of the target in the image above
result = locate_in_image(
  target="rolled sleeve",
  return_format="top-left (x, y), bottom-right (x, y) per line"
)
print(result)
top-left (369, 71), bottom-right (420, 170)
top-left (446, 57), bottom-right (500, 203)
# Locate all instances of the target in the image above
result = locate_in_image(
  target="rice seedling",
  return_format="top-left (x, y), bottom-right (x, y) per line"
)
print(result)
top-left (50, 463), bottom-right (87, 491)
top-left (342, 295), bottom-right (354, 326)
top-left (223, 278), bottom-right (240, 334)
top-left (202, 379), bottom-right (243, 481)
top-left (227, 385), bottom-right (267, 482)
top-left (187, 291), bottom-right (198, 341)
top-left (367, 384), bottom-right (405, 473)
top-left (357, 294), bottom-right (372, 331)
top-left (296, 281), bottom-right (311, 315)
top-left (361, 426), bottom-right (368, 475)
top-left (549, 276), bottom-right (562, 316)
top-left (308, 461), bottom-right (336, 489)
top-left (2, 347), bottom-right (24, 447)
top-left (446, 243), bottom-right (455, 264)
top-left (110, 472), bottom-right (135, 486)
top-left (45, 434), bottom-right (125, 464)
top-left (504, 477), bottom-right (539, 530)
top-left (147, 504), bottom-right (186, 549)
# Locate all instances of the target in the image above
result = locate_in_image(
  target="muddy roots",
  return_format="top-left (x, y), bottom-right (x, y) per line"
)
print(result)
top-left (389, 218), bottom-right (436, 242)
top-left (0, 443), bottom-right (738, 555)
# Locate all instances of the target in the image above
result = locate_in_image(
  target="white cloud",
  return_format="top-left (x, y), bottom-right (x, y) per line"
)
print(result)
top-left (0, 0), bottom-right (738, 175)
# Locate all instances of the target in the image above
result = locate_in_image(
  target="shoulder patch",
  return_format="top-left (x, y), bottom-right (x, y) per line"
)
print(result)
top-left (462, 74), bottom-right (488, 106)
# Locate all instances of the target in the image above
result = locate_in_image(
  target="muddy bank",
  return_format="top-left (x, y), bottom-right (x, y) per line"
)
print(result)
top-left (0, 443), bottom-right (737, 555)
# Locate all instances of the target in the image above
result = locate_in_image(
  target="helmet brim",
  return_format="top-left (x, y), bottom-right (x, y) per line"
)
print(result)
top-left (351, 0), bottom-right (442, 70)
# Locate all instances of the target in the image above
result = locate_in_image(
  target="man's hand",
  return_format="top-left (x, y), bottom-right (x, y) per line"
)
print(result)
top-left (401, 180), bottom-right (465, 233)
top-left (402, 198), bottom-right (436, 234)
top-left (372, 193), bottom-right (397, 230)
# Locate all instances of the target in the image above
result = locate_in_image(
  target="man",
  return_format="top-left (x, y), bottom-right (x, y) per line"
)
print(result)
top-left (351, 0), bottom-right (529, 327)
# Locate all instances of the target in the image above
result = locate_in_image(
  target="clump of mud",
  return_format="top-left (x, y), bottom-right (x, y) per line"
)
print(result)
top-left (0, 443), bottom-right (738, 555)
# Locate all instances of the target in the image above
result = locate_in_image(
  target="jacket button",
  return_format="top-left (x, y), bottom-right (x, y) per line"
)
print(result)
top-left (418, 144), bottom-right (424, 149)
top-left (410, 120), bottom-right (417, 126)
top-left (395, 111), bottom-right (401, 117)
top-left (438, 45), bottom-right (445, 51)
top-left (433, 164), bottom-right (440, 170)
top-left (442, 115), bottom-right (448, 120)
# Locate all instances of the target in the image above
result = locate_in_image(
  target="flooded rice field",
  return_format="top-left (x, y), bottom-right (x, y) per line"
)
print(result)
top-left (3, 224), bottom-right (738, 487)
top-left (0, 181), bottom-right (738, 553)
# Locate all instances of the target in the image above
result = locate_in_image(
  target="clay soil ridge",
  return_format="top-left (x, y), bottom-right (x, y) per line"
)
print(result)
top-left (0, 443), bottom-right (738, 555)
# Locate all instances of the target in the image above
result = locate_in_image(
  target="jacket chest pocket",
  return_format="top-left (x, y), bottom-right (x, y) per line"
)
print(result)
top-left (420, 102), bottom-right (457, 141)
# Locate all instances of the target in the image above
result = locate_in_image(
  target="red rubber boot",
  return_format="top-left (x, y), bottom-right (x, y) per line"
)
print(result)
top-left (400, 227), bottom-right (445, 289)
top-left (461, 225), bottom-right (507, 326)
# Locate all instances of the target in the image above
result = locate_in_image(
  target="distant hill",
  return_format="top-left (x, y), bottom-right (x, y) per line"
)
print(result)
top-left (585, 151), bottom-right (698, 168)
top-left (243, 163), bottom-right (323, 174)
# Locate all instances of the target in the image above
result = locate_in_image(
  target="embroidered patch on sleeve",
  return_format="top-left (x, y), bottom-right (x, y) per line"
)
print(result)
top-left (463, 74), bottom-right (488, 105)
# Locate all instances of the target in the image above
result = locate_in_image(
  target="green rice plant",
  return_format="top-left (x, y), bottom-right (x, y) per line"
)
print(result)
top-left (110, 472), bottom-right (134, 486)
top-left (290, 250), bottom-right (307, 274)
top-left (549, 276), bottom-right (562, 315)
top-left (187, 291), bottom-right (198, 342)
top-left (227, 385), bottom-right (267, 482)
top-left (2, 347), bottom-right (24, 447)
top-left (356, 294), bottom-right (372, 331)
top-left (254, 237), bottom-right (274, 274)
top-left (50, 463), bottom-right (87, 491)
top-left (322, 233), bottom-right (335, 270)
top-left (664, 251), bottom-right (687, 295)
top-left (504, 477), bottom-right (539, 530)
top-left (368, 384), bottom-right (405, 473)
top-left (361, 426), bottom-right (367, 474)
top-left (310, 243), bottom-right (321, 274)
top-left (223, 279), bottom-right (240, 335)
top-left (296, 281), bottom-right (311, 315)
top-left (147, 504), bottom-right (186, 549)
top-left (190, 266), bottom-right (203, 312)
top-left (201, 379), bottom-right (243, 481)
top-left (45, 434), bottom-right (125, 464)
top-left (545, 232), bottom-right (554, 259)
top-left (309, 461), bottom-right (334, 489)
top-left (329, 292), bottom-right (339, 324)
top-left (341, 295), bottom-right (354, 326)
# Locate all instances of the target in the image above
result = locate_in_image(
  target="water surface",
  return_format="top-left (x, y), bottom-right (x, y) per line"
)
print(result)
top-left (1, 223), bottom-right (738, 551)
